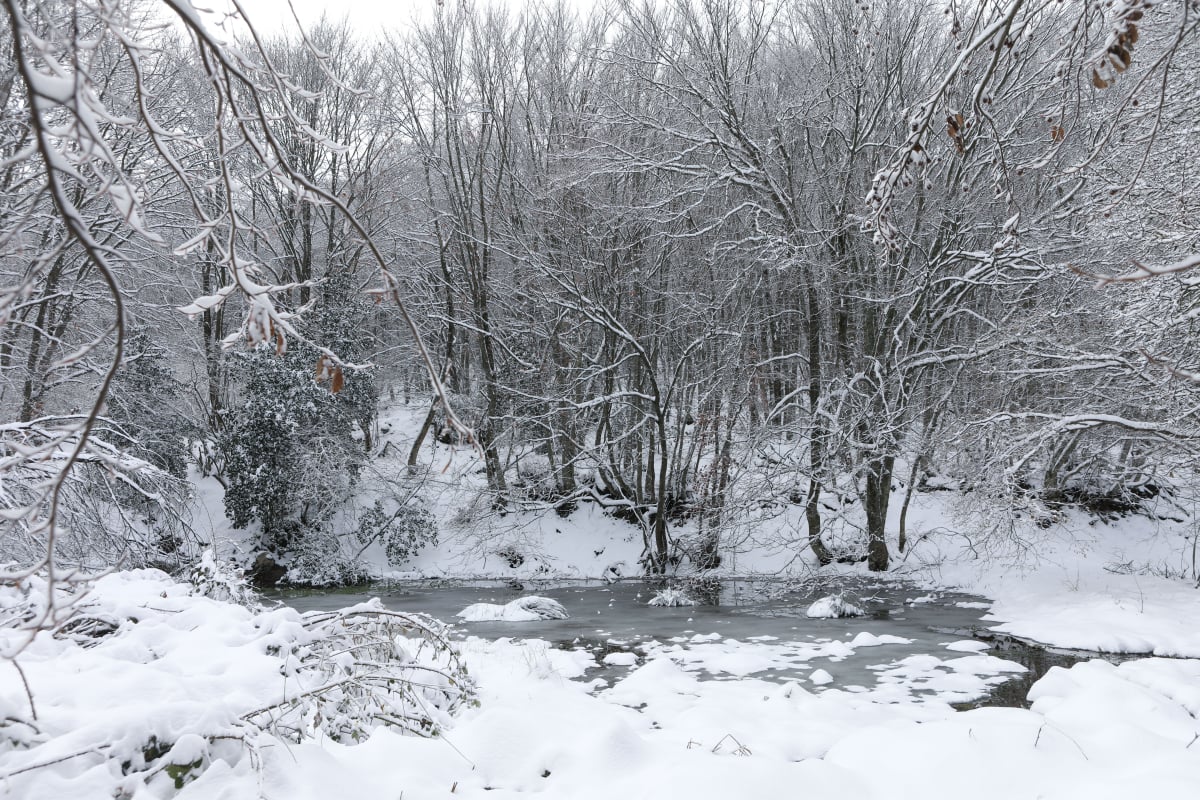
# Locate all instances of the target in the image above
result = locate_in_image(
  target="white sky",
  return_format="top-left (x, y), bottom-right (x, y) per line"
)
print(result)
top-left (227, 0), bottom-right (534, 36)
top-left (236, 0), bottom-right (421, 33)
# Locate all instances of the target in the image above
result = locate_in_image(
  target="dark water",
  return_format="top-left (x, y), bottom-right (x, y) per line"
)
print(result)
top-left (268, 578), bottom-right (1117, 707)
top-left (944, 630), bottom-right (1140, 710)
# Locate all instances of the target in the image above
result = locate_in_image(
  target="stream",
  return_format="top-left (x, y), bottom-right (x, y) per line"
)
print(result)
top-left (270, 578), bottom-right (1129, 708)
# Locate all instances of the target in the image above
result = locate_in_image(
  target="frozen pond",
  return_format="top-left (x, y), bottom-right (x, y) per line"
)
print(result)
top-left (271, 578), bottom-right (1098, 705)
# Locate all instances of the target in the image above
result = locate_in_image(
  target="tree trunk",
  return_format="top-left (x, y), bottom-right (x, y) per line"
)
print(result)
top-left (408, 401), bottom-right (438, 475)
top-left (804, 280), bottom-right (833, 566)
top-left (864, 453), bottom-right (894, 571)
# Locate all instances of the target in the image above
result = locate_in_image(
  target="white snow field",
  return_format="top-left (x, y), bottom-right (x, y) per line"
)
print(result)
top-left (2, 564), bottom-right (1199, 799)
top-left (7, 403), bottom-right (1200, 798)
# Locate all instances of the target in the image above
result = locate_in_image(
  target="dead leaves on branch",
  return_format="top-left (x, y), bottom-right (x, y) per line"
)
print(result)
top-left (182, 285), bottom-right (352, 394)
top-left (313, 355), bottom-right (344, 394)
top-left (946, 112), bottom-right (966, 154)
top-left (1092, 3), bottom-right (1145, 90)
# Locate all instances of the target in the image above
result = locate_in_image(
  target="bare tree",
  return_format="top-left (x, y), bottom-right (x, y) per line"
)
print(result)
top-left (0, 0), bottom-right (461, 633)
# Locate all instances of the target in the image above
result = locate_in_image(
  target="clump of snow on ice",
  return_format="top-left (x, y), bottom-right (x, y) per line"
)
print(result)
top-left (806, 593), bottom-right (864, 618)
top-left (456, 595), bottom-right (569, 621)
top-left (647, 588), bottom-right (697, 607)
top-left (603, 651), bottom-right (638, 666)
top-left (809, 668), bottom-right (834, 685)
top-left (869, 652), bottom-right (1026, 703)
top-left (850, 631), bottom-right (911, 647)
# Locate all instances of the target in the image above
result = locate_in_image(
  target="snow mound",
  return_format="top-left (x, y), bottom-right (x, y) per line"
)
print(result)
top-left (809, 668), bottom-right (834, 685)
top-left (806, 593), bottom-right (865, 618)
top-left (457, 595), bottom-right (569, 621)
top-left (647, 588), bottom-right (697, 607)
top-left (0, 570), bottom-right (472, 799)
top-left (603, 651), bottom-right (639, 666)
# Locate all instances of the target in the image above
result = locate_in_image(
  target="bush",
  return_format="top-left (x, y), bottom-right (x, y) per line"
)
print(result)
top-left (188, 549), bottom-right (258, 607)
top-left (219, 343), bottom-right (371, 551)
top-left (356, 500), bottom-right (439, 568)
top-left (285, 530), bottom-right (372, 587)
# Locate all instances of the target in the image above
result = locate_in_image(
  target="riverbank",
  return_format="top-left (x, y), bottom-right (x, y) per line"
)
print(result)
top-left (4, 558), bottom-right (1198, 799)
top-left (28, 434), bottom-right (1189, 799)
top-left (201, 399), bottom-right (1200, 660)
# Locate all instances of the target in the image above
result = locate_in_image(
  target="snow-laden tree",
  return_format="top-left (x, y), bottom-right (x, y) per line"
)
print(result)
top-left (867, 0), bottom-right (1200, 535)
top-left (372, 0), bottom-right (1199, 573)
top-left (0, 0), bottom-right (460, 629)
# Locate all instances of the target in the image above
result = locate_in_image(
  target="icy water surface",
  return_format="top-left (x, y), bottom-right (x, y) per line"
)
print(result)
top-left (272, 578), bottom-right (1081, 705)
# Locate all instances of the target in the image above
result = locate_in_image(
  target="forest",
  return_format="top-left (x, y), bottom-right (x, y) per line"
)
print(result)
top-left (1, 1), bottom-right (1199, 798)
top-left (2, 0), bottom-right (1196, 585)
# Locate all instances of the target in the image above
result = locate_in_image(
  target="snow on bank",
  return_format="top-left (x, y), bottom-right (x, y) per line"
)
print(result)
top-left (901, 499), bottom-right (1200, 657)
top-left (181, 634), bottom-right (1200, 800)
top-left (4, 571), bottom-right (1199, 800)
top-left (0, 570), bottom-right (470, 799)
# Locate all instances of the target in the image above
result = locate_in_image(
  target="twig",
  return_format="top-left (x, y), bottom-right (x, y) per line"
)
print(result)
top-left (0, 744), bottom-right (110, 780)
top-left (10, 658), bottom-right (36, 720)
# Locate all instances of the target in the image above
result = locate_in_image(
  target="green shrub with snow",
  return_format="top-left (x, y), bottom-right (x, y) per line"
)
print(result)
top-left (356, 500), bottom-right (439, 568)
top-left (218, 343), bottom-right (369, 553)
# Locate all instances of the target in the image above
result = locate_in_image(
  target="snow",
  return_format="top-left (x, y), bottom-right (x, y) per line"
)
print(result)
top-left (806, 593), bottom-right (865, 618)
top-left (46, 400), bottom-right (1200, 799)
top-left (602, 651), bottom-right (639, 666)
top-left (374, 638), bottom-right (1197, 800)
top-left (809, 668), bottom-right (834, 685)
top-left (900, 499), bottom-right (1200, 657)
top-left (0, 569), bottom-right (469, 798)
top-left (633, 631), bottom-right (914, 680)
top-left (4, 566), bottom-right (1200, 799)
top-left (647, 588), bottom-right (697, 606)
top-left (457, 596), bottom-right (569, 622)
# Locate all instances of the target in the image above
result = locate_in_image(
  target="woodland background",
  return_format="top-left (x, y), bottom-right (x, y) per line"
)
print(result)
top-left (0, 0), bottom-right (1195, 583)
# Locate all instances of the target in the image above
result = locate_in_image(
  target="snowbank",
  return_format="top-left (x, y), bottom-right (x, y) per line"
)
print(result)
top-left (904, 502), bottom-right (1200, 657)
top-left (0, 570), bottom-right (471, 799)
top-left (6, 569), bottom-right (1200, 800)
top-left (286, 637), bottom-right (1199, 800)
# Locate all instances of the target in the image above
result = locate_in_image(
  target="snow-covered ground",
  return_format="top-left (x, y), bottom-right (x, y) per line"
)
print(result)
top-left (3, 558), bottom-right (1199, 799)
top-left (23, 400), bottom-right (1193, 798)
top-left (202, 401), bottom-right (1200, 659)
top-left (242, 640), bottom-right (1198, 800)
top-left (7, 534), bottom-right (1200, 796)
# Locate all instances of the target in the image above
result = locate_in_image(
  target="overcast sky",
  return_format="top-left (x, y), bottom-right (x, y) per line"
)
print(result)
top-left (229, 0), bottom-right (487, 36)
